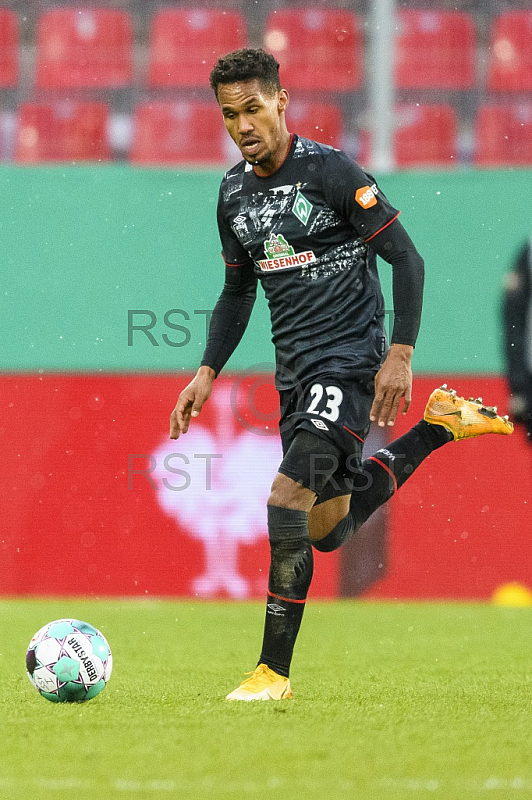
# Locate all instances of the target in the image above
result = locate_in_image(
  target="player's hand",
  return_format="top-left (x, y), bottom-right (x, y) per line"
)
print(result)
top-left (370, 344), bottom-right (413, 428)
top-left (170, 366), bottom-right (216, 439)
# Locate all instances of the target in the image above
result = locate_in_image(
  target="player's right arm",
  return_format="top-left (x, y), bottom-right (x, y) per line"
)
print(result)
top-left (170, 260), bottom-right (257, 438)
top-left (170, 182), bottom-right (257, 438)
top-left (170, 365), bottom-right (216, 438)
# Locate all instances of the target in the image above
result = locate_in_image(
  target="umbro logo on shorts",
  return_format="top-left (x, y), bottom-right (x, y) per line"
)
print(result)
top-left (311, 419), bottom-right (329, 431)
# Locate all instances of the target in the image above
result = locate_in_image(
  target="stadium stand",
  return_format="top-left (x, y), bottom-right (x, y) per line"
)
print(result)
top-left (474, 103), bottom-right (532, 166)
top-left (359, 104), bottom-right (458, 168)
top-left (0, 8), bottom-right (17, 87)
top-left (147, 8), bottom-right (247, 88)
top-left (285, 100), bottom-right (343, 148)
top-left (263, 8), bottom-right (364, 91)
top-left (394, 103), bottom-right (458, 166)
top-left (487, 11), bottom-right (532, 92)
top-left (0, 3), bottom-right (528, 168)
top-left (36, 8), bottom-right (133, 89)
top-left (15, 100), bottom-right (111, 162)
top-left (130, 100), bottom-right (228, 165)
top-left (394, 9), bottom-right (476, 90)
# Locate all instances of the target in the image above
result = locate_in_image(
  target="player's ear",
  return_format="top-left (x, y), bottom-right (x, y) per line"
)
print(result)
top-left (278, 89), bottom-right (289, 113)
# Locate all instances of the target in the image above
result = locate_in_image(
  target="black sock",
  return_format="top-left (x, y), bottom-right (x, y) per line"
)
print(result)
top-left (258, 506), bottom-right (313, 678)
top-left (351, 419), bottom-right (452, 525)
top-left (314, 420), bottom-right (453, 551)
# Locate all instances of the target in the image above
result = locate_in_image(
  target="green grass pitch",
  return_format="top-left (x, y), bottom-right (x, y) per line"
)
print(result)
top-left (1, 599), bottom-right (531, 800)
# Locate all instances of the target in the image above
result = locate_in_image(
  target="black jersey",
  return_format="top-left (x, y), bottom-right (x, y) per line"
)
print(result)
top-left (217, 135), bottom-right (400, 391)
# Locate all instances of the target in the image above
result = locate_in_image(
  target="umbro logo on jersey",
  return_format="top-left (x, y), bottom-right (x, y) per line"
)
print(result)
top-left (355, 184), bottom-right (379, 209)
top-left (311, 419), bottom-right (329, 431)
top-left (292, 190), bottom-right (313, 225)
top-left (267, 603), bottom-right (286, 616)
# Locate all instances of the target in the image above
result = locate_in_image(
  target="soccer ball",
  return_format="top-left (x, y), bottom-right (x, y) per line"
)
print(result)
top-left (26, 618), bottom-right (113, 703)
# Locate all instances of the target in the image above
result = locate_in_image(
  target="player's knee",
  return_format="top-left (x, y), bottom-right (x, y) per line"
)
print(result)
top-left (268, 472), bottom-right (315, 511)
top-left (267, 504), bottom-right (309, 542)
top-left (308, 494), bottom-right (351, 540)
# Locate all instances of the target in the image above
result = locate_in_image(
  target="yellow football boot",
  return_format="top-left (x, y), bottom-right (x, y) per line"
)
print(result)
top-left (226, 664), bottom-right (292, 701)
top-left (424, 385), bottom-right (513, 440)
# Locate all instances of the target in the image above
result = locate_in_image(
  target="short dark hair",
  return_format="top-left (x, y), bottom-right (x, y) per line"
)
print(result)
top-left (210, 48), bottom-right (281, 97)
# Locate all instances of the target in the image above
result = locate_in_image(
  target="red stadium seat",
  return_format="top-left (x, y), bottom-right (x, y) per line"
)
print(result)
top-left (394, 104), bottom-right (457, 166)
top-left (130, 101), bottom-right (228, 165)
top-left (487, 12), bottom-right (532, 92)
top-left (474, 104), bottom-right (532, 166)
top-left (264, 9), bottom-right (363, 91)
top-left (0, 8), bottom-right (18, 87)
top-left (36, 8), bottom-right (132, 89)
top-left (15, 101), bottom-right (111, 162)
top-left (359, 104), bottom-right (458, 168)
top-left (286, 101), bottom-right (343, 148)
top-left (148, 8), bottom-right (247, 88)
top-left (395, 10), bottom-right (476, 89)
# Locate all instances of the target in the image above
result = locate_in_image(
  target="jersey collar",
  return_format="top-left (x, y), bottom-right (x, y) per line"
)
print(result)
top-left (252, 133), bottom-right (295, 178)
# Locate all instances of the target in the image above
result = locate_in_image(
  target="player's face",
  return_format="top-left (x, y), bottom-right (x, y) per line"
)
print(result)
top-left (217, 80), bottom-right (290, 177)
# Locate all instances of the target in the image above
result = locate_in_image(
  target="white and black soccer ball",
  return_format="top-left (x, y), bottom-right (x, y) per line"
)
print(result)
top-left (26, 618), bottom-right (113, 703)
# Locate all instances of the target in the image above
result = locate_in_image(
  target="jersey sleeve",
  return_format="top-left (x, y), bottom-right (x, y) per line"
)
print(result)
top-left (217, 183), bottom-right (253, 267)
top-left (322, 149), bottom-right (400, 241)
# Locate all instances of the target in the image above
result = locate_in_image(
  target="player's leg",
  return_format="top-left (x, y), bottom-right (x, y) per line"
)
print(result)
top-left (309, 417), bottom-right (450, 551)
top-left (308, 493), bottom-right (350, 541)
top-left (226, 430), bottom-right (345, 701)
top-left (311, 385), bottom-right (514, 552)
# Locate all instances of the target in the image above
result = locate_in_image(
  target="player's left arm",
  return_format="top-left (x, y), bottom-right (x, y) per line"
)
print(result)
top-left (367, 219), bottom-right (425, 427)
top-left (322, 151), bottom-right (424, 426)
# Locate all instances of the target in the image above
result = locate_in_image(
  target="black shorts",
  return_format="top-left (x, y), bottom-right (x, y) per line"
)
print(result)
top-left (278, 375), bottom-right (375, 498)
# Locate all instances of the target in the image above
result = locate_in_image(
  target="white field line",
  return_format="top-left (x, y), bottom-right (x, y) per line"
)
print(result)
top-left (0, 776), bottom-right (531, 793)
top-left (378, 777), bottom-right (532, 792)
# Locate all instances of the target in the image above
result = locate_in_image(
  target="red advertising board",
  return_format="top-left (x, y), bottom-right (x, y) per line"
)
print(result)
top-left (1, 374), bottom-right (529, 599)
top-left (365, 376), bottom-right (532, 600)
top-left (0, 374), bottom-right (339, 598)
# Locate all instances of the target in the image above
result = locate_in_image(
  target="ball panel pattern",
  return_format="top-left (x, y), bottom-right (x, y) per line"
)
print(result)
top-left (35, 637), bottom-right (62, 665)
top-left (26, 618), bottom-right (112, 704)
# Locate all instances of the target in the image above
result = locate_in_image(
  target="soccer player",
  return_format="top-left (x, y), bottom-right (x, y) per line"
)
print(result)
top-left (170, 49), bottom-right (513, 701)
top-left (502, 237), bottom-right (532, 442)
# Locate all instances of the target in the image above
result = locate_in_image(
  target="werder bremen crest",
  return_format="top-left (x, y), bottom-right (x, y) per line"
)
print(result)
top-left (264, 233), bottom-right (295, 259)
top-left (292, 190), bottom-right (313, 225)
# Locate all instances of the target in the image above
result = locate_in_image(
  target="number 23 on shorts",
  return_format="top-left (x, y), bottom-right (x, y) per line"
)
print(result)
top-left (306, 384), bottom-right (344, 422)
